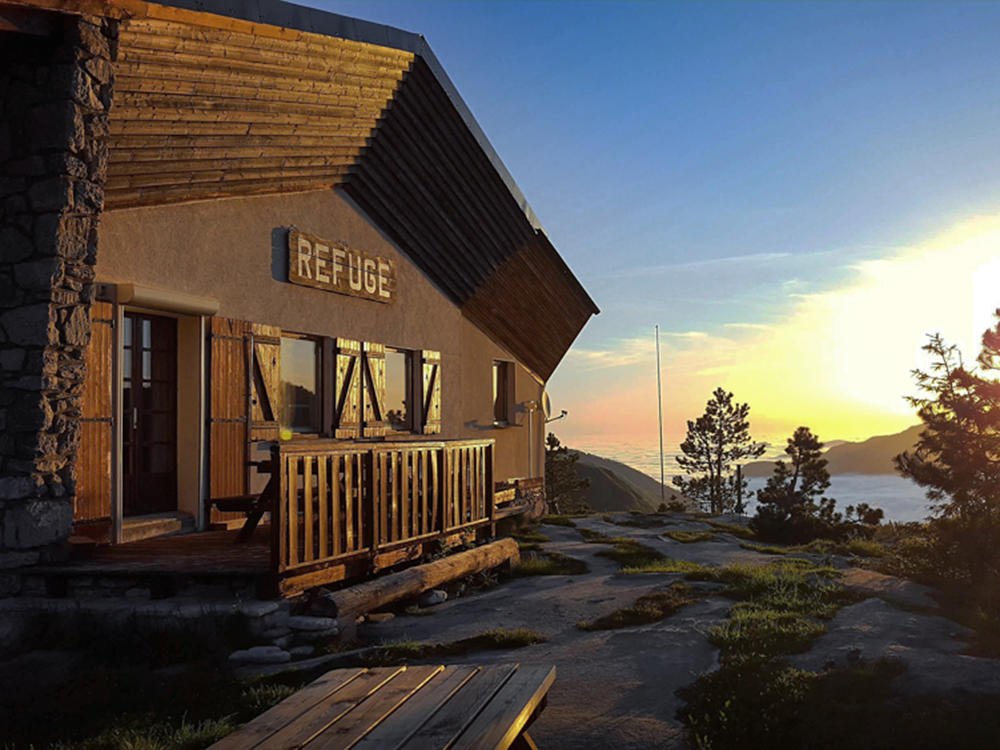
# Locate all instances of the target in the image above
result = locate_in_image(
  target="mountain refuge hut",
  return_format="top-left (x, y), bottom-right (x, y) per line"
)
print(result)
top-left (0, 0), bottom-right (598, 598)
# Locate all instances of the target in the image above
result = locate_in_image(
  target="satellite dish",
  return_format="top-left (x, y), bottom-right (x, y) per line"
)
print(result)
top-left (541, 391), bottom-right (552, 420)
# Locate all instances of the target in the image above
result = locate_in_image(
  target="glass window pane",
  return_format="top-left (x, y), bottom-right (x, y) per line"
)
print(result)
top-left (280, 337), bottom-right (321, 436)
top-left (385, 350), bottom-right (409, 431)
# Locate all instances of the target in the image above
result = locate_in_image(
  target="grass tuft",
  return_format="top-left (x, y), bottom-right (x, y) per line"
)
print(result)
top-left (742, 537), bottom-right (888, 559)
top-left (595, 539), bottom-right (665, 569)
top-left (403, 605), bottom-right (435, 617)
top-left (578, 527), bottom-right (613, 542)
top-left (512, 551), bottom-right (588, 576)
top-left (664, 530), bottom-right (716, 543)
top-left (706, 520), bottom-right (756, 540)
top-left (841, 537), bottom-right (888, 558)
top-left (369, 628), bottom-right (546, 666)
top-left (540, 515), bottom-right (577, 527)
top-left (575, 527), bottom-right (667, 570)
top-left (511, 530), bottom-right (550, 544)
top-left (622, 558), bottom-right (709, 575)
top-left (578, 582), bottom-right (703, 631)
top-left (708, 609), bottom-right (828, 656)
top-left (65, 716), bottom-right (238, 750)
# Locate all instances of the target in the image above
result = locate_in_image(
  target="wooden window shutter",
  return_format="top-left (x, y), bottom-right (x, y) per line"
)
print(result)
top-left (421, 350), bottom-right (442, 435)
top-left (362, 342), bottom-right (386, 438)
top-left (333, 338), bottom-right (362, 438)
top-left (76, 301), bottom-right (114, 537)
top-left (249, 323), bottom-right (281, 441)
top-left (208, 317), bottom-right (250, 516)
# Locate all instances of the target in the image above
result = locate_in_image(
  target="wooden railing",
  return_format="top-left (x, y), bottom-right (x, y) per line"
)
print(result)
top-left (444, 442), bottom-right (493, 531)
top-left (270, 439), bottom-right (495, 595)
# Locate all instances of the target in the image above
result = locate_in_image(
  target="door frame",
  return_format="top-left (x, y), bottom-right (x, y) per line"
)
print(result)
top-left (99, 283), bottom-right (217, 544)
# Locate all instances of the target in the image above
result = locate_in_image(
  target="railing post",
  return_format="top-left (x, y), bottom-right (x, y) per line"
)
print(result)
top-left (269, 443), bottom-right (283, 577)
top-left (487, 442), bottom-right (495, 525)
top-left (363, 449), bottom-right (376, 572)
top-left (438, 445), bottom-right (448, 533)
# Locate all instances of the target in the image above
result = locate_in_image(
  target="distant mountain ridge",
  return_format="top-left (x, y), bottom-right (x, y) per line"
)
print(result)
top-left (744, 425), bottom-right (923, 477)
top-left (571, 450), bottom-right (693, 512)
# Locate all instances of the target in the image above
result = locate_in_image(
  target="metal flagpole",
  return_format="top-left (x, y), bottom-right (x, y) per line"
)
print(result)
top-left (656, 325), bottom-right (665, 503)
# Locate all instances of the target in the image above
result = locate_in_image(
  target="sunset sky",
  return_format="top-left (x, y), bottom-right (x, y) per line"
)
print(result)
top-left (315, 1), bottom-right (1000, 448)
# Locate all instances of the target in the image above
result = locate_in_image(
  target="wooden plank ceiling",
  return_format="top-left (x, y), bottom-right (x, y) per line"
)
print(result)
top-left (106, 7), bottom-right (598, 381)
top-left (107, 14), bottom-right (412, 206)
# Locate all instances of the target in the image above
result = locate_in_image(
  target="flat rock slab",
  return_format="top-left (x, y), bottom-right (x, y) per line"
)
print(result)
top-left (362, 527), bottom-right (728, 750)
top-left (228, 646), bottom-right (291, 665)
top-left (287, 615), bottom-right (338, 631)
top-left (841, 567), bottom-right (939, 609)
top-left (791, 598), bottom-right (1000, 695)
top-left (570, 516), bottom-right (766, 567)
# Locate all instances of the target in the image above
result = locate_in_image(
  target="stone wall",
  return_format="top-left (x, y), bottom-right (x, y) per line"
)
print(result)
top-left (0, 13), bottom-right (116, 592)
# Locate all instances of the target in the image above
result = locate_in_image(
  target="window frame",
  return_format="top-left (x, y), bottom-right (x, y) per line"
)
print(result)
top-left (278, 331), bottom-right (324, 439)
top-left (493, 359), bottom-right (514, 427)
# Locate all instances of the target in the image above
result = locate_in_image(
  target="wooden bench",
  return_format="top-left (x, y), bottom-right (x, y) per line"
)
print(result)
top-left (209, 663), bottom-right (555, 750)
top-left (210, 461), bottom-right (278, 543)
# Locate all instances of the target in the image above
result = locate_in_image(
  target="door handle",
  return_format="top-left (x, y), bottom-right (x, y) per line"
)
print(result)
top-left (133, 407), bottom-right (138, 430)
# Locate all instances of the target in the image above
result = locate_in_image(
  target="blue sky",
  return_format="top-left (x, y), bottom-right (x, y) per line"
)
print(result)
top-left (311, 1), bottom-right (1000, 444)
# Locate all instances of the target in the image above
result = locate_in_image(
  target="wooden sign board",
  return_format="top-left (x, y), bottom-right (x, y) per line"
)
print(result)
top-left (288, 230), bottom-right (396, 304)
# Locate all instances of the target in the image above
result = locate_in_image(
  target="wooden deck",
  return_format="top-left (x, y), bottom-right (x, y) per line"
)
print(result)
top-left (209, 663), bottom-right (555, 750)
top-left (31, 438), bottom-right (502, 599)
top-left (31, 527), bottom-right (270, 577)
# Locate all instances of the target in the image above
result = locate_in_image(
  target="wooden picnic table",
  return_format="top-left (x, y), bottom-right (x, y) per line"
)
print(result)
top-left (209, 663), bottom-right (555, 750)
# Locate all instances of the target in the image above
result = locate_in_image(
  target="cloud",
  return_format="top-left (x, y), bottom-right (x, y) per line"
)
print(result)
top-left (603, 251), bottom-right (792, 279)
top-left (565, 335), bottom-right (656, 369)
top-left (658, 330), bottom-right (710, 340)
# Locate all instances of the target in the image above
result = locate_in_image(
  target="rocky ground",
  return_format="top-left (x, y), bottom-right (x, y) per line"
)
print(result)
top-left (358, 513), bottom-right (1000, 750)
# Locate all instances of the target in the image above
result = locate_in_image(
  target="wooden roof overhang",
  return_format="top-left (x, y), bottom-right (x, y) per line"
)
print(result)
top-left (3, 0), bottom-right (599, 381)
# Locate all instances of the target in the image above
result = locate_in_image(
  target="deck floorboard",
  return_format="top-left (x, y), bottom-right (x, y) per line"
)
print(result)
top-left (28, 527), bottom-right (270, 577)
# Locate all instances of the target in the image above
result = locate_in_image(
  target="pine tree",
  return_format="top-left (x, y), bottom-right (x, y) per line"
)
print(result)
top-left (672, 388), bottom-right (765, 514)
top-left (751, 426), bottom-right (841, 542)
top-left (544, 433), bottom-right (591, 515)
top-left (894, 316), bottom-right (1000, 590)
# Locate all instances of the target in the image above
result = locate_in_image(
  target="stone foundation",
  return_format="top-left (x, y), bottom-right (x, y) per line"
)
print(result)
top-left (0, 13), bottom-right (115, 590)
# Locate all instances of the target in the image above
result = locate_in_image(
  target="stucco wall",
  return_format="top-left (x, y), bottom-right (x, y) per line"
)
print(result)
top-left (96, 188), bottom-right (544, 482)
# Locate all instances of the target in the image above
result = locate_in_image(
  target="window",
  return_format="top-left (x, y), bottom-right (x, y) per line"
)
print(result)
top-left (385, 348), bottom-right (412, 432)
top-left (279, 335), bottom-right (322, 436)
top-left (493, 360), bottom-right (512, 425)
